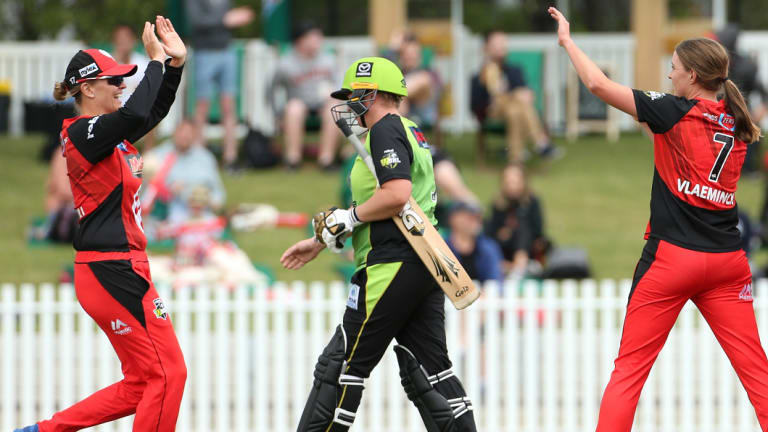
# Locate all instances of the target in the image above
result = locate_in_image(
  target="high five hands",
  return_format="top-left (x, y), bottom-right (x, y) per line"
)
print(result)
top-left (141, 16), bottom-right (187, 67)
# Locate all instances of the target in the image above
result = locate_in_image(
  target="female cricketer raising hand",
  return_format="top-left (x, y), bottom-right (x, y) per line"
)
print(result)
top-left (549, 6), bottom-right (768, 431)
top-left (16, 17), bottom-right (187, 432)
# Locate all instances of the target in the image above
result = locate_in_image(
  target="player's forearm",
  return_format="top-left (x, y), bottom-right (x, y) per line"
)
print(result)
top-left (354, 187), bottom-right (410, 222)
top-left (562, 39), bottom-right (609, 94)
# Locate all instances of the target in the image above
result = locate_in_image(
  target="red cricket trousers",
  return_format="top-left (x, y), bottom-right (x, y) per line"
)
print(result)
top-left (38, 251), bottom-right (186, 432)
top-left (596, 239), bottom-right (768, 431)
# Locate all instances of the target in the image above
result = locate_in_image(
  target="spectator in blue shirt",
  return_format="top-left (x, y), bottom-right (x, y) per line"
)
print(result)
top-left (445, 200), bottom-right (504, 286)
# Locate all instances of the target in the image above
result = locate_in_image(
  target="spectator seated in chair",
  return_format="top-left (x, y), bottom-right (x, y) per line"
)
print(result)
top-left (141, 119), bottom-right (226, 228)
top-left (485, 163), bottom-right (551, 278)
top-left (397, 38), bottom-right (443, 130)
top-left (270, 20), bottom-right (340, 170)
top-left (470, 31), bottom-right (559, 163)
top-left (445, 200), bottom-right (504, 286)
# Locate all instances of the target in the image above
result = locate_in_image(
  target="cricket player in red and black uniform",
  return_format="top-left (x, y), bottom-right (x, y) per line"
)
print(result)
top-left (550, 7), bottom-right (768, 431)
top-left (15, 17), bottom-right (187, 432)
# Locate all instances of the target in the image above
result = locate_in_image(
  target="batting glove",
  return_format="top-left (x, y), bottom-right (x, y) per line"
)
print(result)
top-left (312, 207), bottom-right (362, 253)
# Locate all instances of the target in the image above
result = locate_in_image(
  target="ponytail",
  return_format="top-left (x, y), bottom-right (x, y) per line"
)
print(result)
top-left (723, 78), bottom-right (761, 143)
top-left (52, 81), bottom-right (69, 101)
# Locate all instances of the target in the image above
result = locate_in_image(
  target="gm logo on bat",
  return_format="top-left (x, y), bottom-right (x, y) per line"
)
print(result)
top-left (400, 202), bottom-right (425, 235)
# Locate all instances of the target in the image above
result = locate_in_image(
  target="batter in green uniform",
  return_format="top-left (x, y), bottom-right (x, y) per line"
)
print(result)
top-left (281, 57), bottom-right (477, 432)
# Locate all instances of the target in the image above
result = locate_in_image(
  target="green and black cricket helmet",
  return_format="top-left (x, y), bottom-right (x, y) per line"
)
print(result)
top-left (330, 56), bottom-right (408, 130)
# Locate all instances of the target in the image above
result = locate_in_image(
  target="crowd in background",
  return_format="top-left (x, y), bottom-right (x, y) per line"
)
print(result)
top-left (34, 0), bottom-right (768, 284)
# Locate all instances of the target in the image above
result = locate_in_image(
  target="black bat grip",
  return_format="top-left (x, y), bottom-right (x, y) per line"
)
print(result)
top-left (335, 118), bottom-right (354, 138)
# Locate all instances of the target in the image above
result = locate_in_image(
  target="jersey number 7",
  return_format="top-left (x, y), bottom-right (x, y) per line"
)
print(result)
top-left (709, 133), bottom-right (734, 183)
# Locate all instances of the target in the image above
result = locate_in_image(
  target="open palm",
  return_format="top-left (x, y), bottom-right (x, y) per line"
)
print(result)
top-left (280, 238), bottom-right (325, 270)
top-left (155, 16), bottom-right (186, 62)
top-left (548, 7), bottom-right (572, 46)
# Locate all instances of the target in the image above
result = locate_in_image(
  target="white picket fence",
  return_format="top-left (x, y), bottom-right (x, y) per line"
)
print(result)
top-left (2, 279), bottom-right (768, 431)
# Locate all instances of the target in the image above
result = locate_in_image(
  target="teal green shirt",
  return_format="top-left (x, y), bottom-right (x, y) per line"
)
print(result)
top-left (349, 114), bottom-right (437, 270)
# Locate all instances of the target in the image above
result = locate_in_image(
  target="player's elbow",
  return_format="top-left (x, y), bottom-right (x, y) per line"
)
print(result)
top-left (382, 179), bottom-right (412, 213)
top-left (388, 190), bottom-right (410, 214)
top-left (586, 78), bottom-right (603, 94)
top-left (587, 76), bottom-right (614, 99)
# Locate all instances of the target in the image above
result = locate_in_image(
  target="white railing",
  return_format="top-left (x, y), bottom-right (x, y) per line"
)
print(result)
top-left (1, 279), bottom-right (767, 431)
top-left (5, 32), bottom-right (768, 138)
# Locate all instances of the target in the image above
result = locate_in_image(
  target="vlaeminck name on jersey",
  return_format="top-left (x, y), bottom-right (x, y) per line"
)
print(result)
top-left (676, 178), bottom-right (735, 206)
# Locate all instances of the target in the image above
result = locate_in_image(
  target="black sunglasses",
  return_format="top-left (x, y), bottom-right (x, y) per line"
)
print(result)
top-left (84, 76), bottom-right (124, 87)
top-left (105, 76), bottom-right (124, 87)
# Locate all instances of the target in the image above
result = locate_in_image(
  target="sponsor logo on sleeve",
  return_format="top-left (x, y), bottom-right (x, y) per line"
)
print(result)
top-left (644, 90), bottom-right (666, 100)
top-left (79, 62), bottom-right (98, 77)
top-left (379, 149), bottom-right (401, 169)
top-left (355, 62), bottom-right (373, 77)
top-left (86, 115), bottom-right (100, 139)
top-left (153, 298), bottom-right (168, 320)
top-left (409, 126), bottom-right (430, 148)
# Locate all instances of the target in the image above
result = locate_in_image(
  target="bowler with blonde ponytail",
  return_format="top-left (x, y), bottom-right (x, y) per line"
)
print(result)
top-left (550, 6), bottom-right (768, 432)
top-left (15, 16), bottom-right (188, 432)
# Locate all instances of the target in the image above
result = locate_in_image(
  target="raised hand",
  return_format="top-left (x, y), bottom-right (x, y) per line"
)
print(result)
top-left (548, 7), bottom-right (572, 47)
top-left (223, 6), bottom-right (255, 28)
top-left (142, 21), bottom-right (166, 63)
top-left (155, 15), bottom-right (186, 67)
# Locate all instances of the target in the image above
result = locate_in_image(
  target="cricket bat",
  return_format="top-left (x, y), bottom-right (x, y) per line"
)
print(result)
top-left (335, 119), bottom-right (480, 310)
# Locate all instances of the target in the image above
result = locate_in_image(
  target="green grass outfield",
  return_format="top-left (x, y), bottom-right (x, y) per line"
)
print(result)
top-left (1, 132), bottom-right (765, 284)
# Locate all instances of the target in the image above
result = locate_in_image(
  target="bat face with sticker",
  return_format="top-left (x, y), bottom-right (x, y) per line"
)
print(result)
top-left (332, 107), bottom-right (480, 310)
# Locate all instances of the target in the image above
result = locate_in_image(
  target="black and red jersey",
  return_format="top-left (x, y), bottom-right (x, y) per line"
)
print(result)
top-left (61, 59), bottom-right (183, 252)
top-left (633, 89), bottom-right (746, 252)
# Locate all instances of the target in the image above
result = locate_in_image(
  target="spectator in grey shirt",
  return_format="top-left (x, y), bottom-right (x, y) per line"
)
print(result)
top-left (144, 119), bottom-right (226, 224)
top-left (271, 21), bottom-right (339, 170)
top-left (186, 0), bottom-right (253, 170)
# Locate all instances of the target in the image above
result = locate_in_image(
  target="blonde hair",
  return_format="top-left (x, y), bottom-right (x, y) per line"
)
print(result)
top-left (52, 81), bottom-right (69, 101)
top-left (675, 38), bottom-right (761, 143)
top-left (52, 81), bottom-right (83, 104)
top-left (495, 162), bottom-right (531, 206)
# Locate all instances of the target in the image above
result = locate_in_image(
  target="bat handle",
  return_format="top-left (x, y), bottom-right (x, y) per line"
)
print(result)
top-left (335, 118), bottom-right (379, 181)
top-left (335, 117), bottom-right (354, 138)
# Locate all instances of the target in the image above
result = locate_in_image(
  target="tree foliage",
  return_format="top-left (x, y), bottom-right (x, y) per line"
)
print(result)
top-left (3, 0), bottom-right (768, 41)
top-left (1, 0), bottom-right (166, 42)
